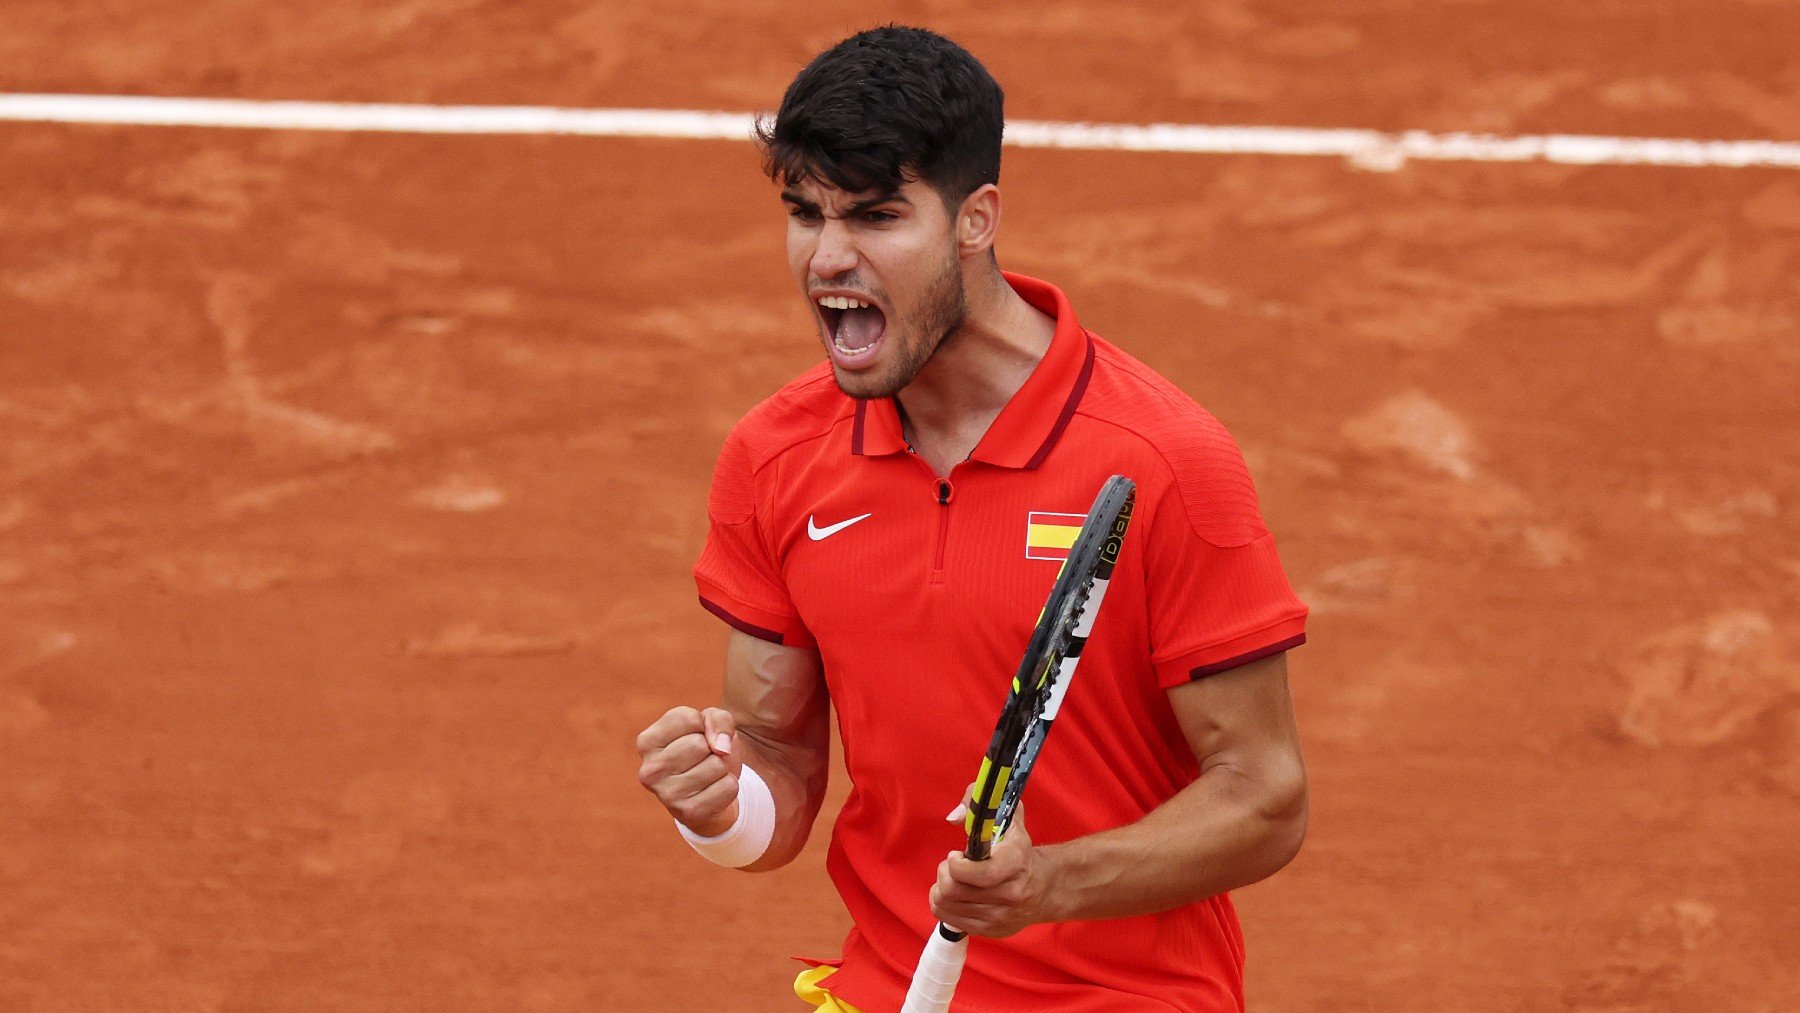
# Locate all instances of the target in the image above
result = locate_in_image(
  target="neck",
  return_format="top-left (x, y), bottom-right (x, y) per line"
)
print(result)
top-left (896, 265), bottom-right (1056, 473)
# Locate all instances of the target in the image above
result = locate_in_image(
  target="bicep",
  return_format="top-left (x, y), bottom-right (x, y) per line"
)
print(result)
top-left (720, 630), bottom-right (829, 760)
top-left (1158, 650), bottom-right (1309, 885)
top-left (1167, 651), bottom-right (1304, 786)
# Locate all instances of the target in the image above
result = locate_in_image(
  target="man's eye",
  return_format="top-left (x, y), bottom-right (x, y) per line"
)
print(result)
top-left (863, 211), bottom-right (896, 224)
top-left (788, 207), bottom-right (821, 223)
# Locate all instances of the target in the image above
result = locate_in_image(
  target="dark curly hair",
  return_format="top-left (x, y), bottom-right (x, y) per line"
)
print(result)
top-left (756, 26), bottom-right (1004, 208)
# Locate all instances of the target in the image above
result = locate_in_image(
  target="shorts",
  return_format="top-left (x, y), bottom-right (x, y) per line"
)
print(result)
top-left (794, 966), bottom-right (868, 1012)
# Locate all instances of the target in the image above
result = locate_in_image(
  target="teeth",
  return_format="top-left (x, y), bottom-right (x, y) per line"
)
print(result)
top-left (817, 295), bottom-right (871, 310)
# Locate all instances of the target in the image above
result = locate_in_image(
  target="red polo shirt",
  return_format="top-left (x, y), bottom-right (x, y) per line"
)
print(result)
top-left (694, 273), bottom-right (1306, 1012)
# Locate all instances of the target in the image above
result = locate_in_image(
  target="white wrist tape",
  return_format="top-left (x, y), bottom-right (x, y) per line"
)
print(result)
top-left (676, 764), bottom-right (776, 868)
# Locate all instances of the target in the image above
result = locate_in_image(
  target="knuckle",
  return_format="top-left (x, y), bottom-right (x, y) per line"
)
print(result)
top-left (665, 732), bottom-right (697, 760)
top-left (637, 755), bottom-right (672, 788)
top-left (705, 775), bottom-right (735, 803)
top-left (684, 763), bottom-right (727, 795)
top-left (672, 794), bottom-right (715, 822)
top-left (690, 771), bottom-right (734, 804)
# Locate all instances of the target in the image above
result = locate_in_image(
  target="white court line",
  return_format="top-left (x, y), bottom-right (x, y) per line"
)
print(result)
top-left (3, 92), bottom-right (1800, 170)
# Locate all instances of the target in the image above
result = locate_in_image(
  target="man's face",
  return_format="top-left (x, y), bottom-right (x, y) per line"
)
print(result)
top-left (782, 176), bottom-right (966, 400)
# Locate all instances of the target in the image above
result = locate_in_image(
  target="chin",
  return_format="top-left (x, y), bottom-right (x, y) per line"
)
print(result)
top-left (830, 366), bottom-right (901, 400)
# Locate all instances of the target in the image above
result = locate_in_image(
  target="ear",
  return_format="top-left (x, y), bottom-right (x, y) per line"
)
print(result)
top-left (955, 184), bottom-right (1001, 259)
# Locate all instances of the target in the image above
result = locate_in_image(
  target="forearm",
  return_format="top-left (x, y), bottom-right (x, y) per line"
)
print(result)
top-left (734, 729), bottom-right (828, 871)
top-left (1039, 759), bottom-right (1307, 922)
top-left (931, 655), bottom-right (1309, 937)
top-left (717, 631), bottom-right (831, 871)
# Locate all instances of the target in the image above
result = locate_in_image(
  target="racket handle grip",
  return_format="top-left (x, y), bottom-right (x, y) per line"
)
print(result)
top-left (899, 924), bottom-right (970, 1013)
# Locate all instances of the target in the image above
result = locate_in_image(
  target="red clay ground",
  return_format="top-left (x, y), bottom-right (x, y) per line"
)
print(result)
top-left (2, 3), bottom-right (1799, 1010)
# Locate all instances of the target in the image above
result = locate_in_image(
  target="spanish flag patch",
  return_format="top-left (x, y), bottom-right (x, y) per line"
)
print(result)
top-left (1025, 511), bottom-right (1084, 561)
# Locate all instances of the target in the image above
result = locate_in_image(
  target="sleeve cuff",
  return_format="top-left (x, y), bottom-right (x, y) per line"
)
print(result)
top-left (1153, 616), bottom-right (1307, 688)
top-left (695, 586), bottom-right (816, 649)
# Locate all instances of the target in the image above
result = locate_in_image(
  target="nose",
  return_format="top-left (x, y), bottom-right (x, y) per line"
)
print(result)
top-left (809, 219), bottom-right (858, 280)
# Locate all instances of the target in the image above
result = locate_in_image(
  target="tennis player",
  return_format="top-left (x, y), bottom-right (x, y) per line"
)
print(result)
top-left (635, 26), bottom-right (1309, 1012)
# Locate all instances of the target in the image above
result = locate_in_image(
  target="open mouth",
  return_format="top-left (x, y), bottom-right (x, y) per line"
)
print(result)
top-left (815, 293), bottom-right (888, 367)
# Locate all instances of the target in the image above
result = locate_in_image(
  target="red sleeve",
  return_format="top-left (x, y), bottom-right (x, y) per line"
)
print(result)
top-left (692, 428), bottom-right (816, 649)
top-left (1142, 441), bottom-right (1307, 689)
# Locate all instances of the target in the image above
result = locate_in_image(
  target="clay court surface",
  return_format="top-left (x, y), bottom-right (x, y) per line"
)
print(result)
top-left (3, 3), bottom-right (1799, 1009)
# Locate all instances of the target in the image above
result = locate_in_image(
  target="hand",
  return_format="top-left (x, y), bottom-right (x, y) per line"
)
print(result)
top-left (930, 794), bottom-right (1058, 938)
top-left (635, 705), bottom-right (741, 837)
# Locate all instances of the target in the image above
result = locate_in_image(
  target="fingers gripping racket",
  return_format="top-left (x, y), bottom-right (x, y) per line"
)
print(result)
top-left (900, 475), bottom-right (1136, 1013)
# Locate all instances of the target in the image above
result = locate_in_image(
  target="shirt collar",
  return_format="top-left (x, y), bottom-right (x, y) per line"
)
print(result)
top-left (850, 271), bottom-right (1095, 470)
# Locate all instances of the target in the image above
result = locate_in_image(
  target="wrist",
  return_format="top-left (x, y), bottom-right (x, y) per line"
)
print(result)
top-left (676, 765), bottom-right (775, 868)
top-left (1032, 841), bottom-right (1086, 924)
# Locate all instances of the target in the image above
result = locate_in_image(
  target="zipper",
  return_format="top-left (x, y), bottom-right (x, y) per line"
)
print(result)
top-left (931, 478), bottom-right (954, 581)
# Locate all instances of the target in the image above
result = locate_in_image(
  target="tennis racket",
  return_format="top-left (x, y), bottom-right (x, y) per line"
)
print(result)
top-left (899, 474), bottom-right (1137, 1013)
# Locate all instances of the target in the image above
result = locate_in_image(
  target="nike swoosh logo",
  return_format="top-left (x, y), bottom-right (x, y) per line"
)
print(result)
top-left (807, 512), bottom-right (873, 541)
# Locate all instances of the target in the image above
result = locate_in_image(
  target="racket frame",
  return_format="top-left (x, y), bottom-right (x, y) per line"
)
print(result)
top-left (898, 475), bottom-right (1137, 1013)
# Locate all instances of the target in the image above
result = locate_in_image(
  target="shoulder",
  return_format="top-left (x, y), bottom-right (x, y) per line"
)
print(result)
top-left (709, 364), bottom-right (845, 522)
top-left (1078, 336), bottom-right (1268, 548)
top-left (723, 362), bottom-right (848, 469)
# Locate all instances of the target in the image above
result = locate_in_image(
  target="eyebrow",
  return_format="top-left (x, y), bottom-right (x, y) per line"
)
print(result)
top-left (780, 189), bottom-right (911, 216)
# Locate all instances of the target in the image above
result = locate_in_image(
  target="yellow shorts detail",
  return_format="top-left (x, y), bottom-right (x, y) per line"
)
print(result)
top-left (793, 966), bottom-right (868, 1012)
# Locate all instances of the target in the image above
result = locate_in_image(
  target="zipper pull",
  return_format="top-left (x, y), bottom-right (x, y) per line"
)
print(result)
top-left (936, 479), bottom-right (953, 505)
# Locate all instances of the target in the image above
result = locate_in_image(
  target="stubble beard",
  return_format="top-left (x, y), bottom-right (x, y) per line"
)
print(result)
top-left (834, 250), bottom-right (967, 401)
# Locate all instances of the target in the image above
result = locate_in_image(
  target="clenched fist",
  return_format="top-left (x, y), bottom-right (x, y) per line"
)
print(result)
top-left (636, 706), bottom-right (741, 836)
